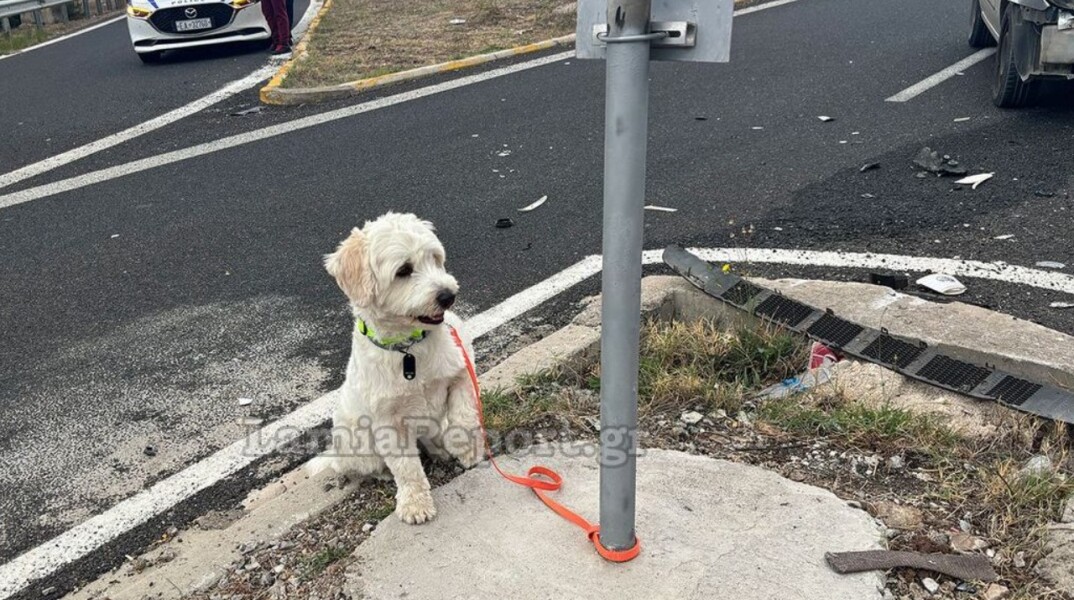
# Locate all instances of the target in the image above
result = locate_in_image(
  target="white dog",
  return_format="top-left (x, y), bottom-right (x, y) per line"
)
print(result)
top-left (317, 212), bottom-right (483, 524)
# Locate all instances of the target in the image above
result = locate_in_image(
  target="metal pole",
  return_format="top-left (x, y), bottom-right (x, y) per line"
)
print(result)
top-left (598, 0), bottom-right (651, 552)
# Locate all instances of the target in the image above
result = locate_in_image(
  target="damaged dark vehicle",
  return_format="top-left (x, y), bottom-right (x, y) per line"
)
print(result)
top-left (970, 0), bottom-right (1074, 107)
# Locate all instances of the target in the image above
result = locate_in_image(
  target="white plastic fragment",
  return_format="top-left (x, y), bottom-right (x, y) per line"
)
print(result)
top-left (916, 273), bottom-right (967, 296)
top-left (818, 115), bottom-right (834, 122)
top-left (238, 397), bottom-right (254, 406)
top-left (1036, 261), bottom-right (1066, 269)
top-left (518, 195), bottom-right (547, 212)
top-left (953, 117), bottom-right (971, 122)
top-left (994, 234), bottom-right (1014, 240)
top-left (954, 172), bottom-right (994, 189)
top-left (644, 205), bottom-right (678, 212)
top-left (449, 18), bottom-right (466, 24)
top-left (1051, 302), bottom-right (1074, 309)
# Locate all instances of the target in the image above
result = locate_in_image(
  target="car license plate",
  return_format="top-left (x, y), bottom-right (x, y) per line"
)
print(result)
top-left (175, 17), bottom-right (212, 31)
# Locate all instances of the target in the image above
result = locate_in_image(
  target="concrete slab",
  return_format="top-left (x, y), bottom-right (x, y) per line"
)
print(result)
top-left (345, 444), bottom-right (885, 600)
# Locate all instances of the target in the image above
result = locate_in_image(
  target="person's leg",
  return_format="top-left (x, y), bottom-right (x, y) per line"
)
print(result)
top-left (285, 0), bottom-right (293, 36)
top-left (270, 0), bottom-right (290, 48)
top-left (260, 0), bottom-right (277, 48)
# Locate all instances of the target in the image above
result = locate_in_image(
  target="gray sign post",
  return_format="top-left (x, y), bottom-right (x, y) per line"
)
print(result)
top-left (577, 0), bottom-right (734, 554)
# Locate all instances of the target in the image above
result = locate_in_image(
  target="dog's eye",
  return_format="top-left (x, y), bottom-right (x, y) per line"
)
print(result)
top-left (395, 263), bottom-right (414, 278)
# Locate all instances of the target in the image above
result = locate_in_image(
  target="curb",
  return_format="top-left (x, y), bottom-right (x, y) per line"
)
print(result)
top-left (260, 33), bottom-right (576, 106)
top-left (257, 0), bottom-right (333, 104)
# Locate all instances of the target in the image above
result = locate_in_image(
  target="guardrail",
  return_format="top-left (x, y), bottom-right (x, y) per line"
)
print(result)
top-left (1, 0), bottom-right (124, 33)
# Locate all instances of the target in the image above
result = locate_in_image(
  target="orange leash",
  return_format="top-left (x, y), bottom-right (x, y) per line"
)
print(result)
top-left (449, 327), bottom-right (641, 563)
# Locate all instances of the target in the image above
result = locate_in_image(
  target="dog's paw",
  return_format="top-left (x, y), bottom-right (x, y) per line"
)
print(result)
top-left (454, 443), bottom-right (483, 470)
top-left (396, 490), bottom-right (437, 524)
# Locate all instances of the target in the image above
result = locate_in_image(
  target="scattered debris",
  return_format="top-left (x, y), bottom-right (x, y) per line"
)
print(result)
top-left (859, 162), bottom-right (880, 173)
top-left (871, 501), bottom-right (924, 530)
top-left (993, 234), bottom-right (1015, 240)
top-left (518, 195), bottom-right (548, 212)
top-left (680, 411), bottom-right (704, 425)
top-left (143, 445), bottom-right (158, 457)
top-left (955, 172), bottom-right (994, 189)
top-left (110, 233), bottom-right (120, 239)
top-left (818, 115), bottom-right (834, 122)
top-left (861, 193), bottom-right (875, 199)
top-left (751, 126), bottom-right (764, 130)
top-left (981, 583), bottom-right (1011, 600)
top-left (644, 205), bottom-right (678, 212)
top-left (495, 218), bottom-right (514, 229)
top-left (1035, 190), bottom-right (1057, 198)
top-left (950, 531), bottom-right (989, 554)
top-left (916, 273), bottom-right (966, 296)
top-left (449, 18), bottom-right (466, 24)
top-left (1050, 302), bottom-right (1074, 309)
top-left (1013, 551), bottom-right (1026, 568)
top-left (361, 522), bottom-right (375, 533)
top-left (230, 106), bottom-right (263, 117)
top-left (953, 117), bottom-right (971, 122)
top-left (1019, 454), bottom-right (1053, 479)
top-left (869, 273), bottom-right (909, 290)
top-left (825, 550), bottom-right (998, 582)
top-left (1036, 261), bottom-right (1066, 269)
top-left (694, 116), bottom-right (708, 121)
top-left (913, 147), bottom-right (967, 176)
top-left (496, 149), bottom-right (512, 157)
top-left (921, 577), bottom-right (940, 594)
top-left (238, 397), bottom-right (254, 406)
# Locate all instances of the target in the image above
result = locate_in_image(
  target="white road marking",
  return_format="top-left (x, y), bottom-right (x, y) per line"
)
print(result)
top-left (733, 0), bottom-right (801, 16)
top-left (0, 1), bottom-right (322, 191)
top-left (0, 50), bottom-right (574, 210)
top-left (3, 245), bottom-right (1070, 597)
top-left (885, 48), bottom-right (996, 102)
top-left (0, 0), bottom-right (801, 208)
top-left (0, 15), bottom-right (124, 62)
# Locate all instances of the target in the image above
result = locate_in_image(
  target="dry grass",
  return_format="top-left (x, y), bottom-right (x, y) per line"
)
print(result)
top-left (283, 0), bottom-right (576, 88)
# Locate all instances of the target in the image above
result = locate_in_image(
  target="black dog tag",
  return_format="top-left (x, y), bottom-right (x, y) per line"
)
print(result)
top-left (402, 352), bottom-right (416, 380)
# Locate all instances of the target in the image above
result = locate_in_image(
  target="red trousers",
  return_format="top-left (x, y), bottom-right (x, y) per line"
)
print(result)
top-left (261, 0), bottom-right (290, 47)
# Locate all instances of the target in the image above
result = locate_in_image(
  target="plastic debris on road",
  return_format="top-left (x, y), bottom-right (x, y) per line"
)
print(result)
top-left (859, 162), bottom-right (880, 173)
top-left (913, 147), bottom-right (967, 176)
top-left (238, 397), bottom-right (254, 406)
top-left (757, 342), bottom-right (841, 400)
top-left (869, 272), bottom-right (909, 290)
top-left (644, 205), bottom-right (678, 212)
top-left (953, 117), bottom-right (971, 122)
top-left (518, 195), bottom-right (547, 212)
top-left (449, 18), bottom-right (466, 24)
top-left (495, 218), bottom-right (514, 229)
top-left (1036, 261), bottom-right (1066, 269)
top-left (954, 172), bottom-right (994, 189)
top-left (1051, 302), bottom-right (1074, 309)
top-left (916, 273), bottom-right (967, 296)
top-left (818, 115), bottom-right (834, 122)
top-left (230, 106), bottom-right (262, 117)
top-left (993, 234), bottom-right (1014, 240)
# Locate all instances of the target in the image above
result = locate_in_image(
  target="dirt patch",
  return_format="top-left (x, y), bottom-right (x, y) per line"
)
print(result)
top-left (282, 0), bottom-right (577, 88)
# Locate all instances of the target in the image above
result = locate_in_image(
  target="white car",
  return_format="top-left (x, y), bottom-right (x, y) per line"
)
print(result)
top-left (126, 0), bottom-right (270, 63)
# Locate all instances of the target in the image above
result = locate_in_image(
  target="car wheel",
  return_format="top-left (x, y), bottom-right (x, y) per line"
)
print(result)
top-left (992, 9), bottom-right (1035, 108)
top-left (968, 0), bottom-right (996, 48)
top-left (138, 51), bottom-right (164, 64)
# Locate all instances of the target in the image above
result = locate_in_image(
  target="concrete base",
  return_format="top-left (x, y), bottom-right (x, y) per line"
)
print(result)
top-left (345, 444), bottom-right (885, 600)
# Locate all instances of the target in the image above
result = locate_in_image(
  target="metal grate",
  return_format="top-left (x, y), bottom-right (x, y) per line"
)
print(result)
top-left (721, 280), bottom-right (763, 306)
top-left (915, 355), bottom-right (991, 392)
top-left (987, 376), bottom-right (1043, 407)
top-left (753, 295), bottom-right (814, 328)
top-left (150, 3), bottom-right (234, 34)
top-left (807, 313), bottom-right (864, 348)
top-left (861, 335), bottom-right (924, 369)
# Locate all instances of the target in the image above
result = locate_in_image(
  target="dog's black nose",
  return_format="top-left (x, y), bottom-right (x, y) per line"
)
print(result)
top-left (436, 290), bottom-right (456, 309)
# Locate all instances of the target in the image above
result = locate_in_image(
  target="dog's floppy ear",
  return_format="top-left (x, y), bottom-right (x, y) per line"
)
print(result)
top-left (324, 228), bottom-right (374, 306)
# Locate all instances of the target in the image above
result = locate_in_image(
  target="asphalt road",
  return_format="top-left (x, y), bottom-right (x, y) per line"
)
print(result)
top-left (0, 0), bottom-right (306, 174)
top-left (3, 0), bottom-right (1074, 594)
